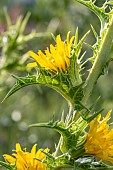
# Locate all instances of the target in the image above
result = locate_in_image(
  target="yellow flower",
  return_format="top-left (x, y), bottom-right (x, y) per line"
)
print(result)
top-left (4, 143), bottom-right (49, 170)
top-left (28, 32), bottom-right (75, 72)
top-left (84, 111), bottom-right (113, 164)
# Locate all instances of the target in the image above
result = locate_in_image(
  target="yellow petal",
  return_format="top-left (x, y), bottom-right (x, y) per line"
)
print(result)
top-left (85, 111), bottom-right (113, 164)
top-left (3, 154), bottom-right (15, 164)
top-left (16, 143), bottom-right (22, 152)
top-left (27, 62), bottom-right (37, 67)
top-left (31, 144), bottom-right (37, 156)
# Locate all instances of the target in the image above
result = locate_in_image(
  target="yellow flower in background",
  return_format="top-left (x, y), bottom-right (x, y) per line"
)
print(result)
top-left (84, 111), bottom-right (113, 164)
top-left (4, 143), bottom-right (49, 170)
top-left (28, 32), bottom-right (75, 72)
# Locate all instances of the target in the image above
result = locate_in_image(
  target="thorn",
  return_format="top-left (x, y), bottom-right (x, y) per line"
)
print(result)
top-left (79, 51), bottom-right (86, 62)
top-left (74, 27), bottom-right (78, 46)
top-left (81, 59), bottom-right (89, 67)
top-left (51, 33), bottom-right (56, 42)
top-left (90, 24), bottom-right (98, 40)
top-left (12, 75), bottom-right (26, 84)
top-left (93, 0), bottom-right (96, 4)
top-left (61, 110), bottom-right (65, 122)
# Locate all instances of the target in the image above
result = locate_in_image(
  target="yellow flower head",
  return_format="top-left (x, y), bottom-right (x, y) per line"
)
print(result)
top-left (84, 111), bottom-right (113, 164)
top-left (3, 143), bottom-right (49, 170)
top-left (28, 32), bottom-right (75, 72)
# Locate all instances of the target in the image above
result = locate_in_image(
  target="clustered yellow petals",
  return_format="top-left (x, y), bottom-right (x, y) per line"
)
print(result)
top-left (84, 111), bottom-right (113, 164)
top-left (28, 32), bottom-right (75, 72)
top-left (3, 143), bottom-right (49, 170)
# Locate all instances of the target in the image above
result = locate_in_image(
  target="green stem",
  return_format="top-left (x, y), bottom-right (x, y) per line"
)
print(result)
top-left (83, 17), bottom-right (113, 104)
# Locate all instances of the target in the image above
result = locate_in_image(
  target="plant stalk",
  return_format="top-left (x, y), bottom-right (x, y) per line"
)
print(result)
top-left (82, 17), bottom-right (113, 104)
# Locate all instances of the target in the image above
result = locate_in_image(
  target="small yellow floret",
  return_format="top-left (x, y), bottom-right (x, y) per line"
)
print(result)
top-left (4, 143), bottom-right (49, 170)
top-left (28, 32), bottom-right (74, 72)
top-left (84, 111), bottom-right (113, 164)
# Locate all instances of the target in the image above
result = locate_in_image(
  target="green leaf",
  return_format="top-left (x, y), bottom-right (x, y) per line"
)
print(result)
top-left (3, 7), bottom-right (12, 30)
top-left (2, 73), bottom-right (85, 111)
top-left (45, 153), bottom-right (74, 169)
top-left (74, 30), bottom-right (90, 58)
top-left (0, 161), bottom-right (16, 170)
top-left (69, 83), bottom-right (84, 110)
top-left (69, 30), bottom-right (90, 87)
top-left (2, 74), bottom-right (71, 103)
top-left (15, 16), bottom-right (23, 32)
top-left (23, 32), bottom-right (50, 43)
top-left (19, 12), bottom-right (31, 34)
top-left (74, 0), bottom-right (109, 30)
top-left (2, 75), bottom-right (37, 102)
top-left (87, 109), bottom-right (104, 123)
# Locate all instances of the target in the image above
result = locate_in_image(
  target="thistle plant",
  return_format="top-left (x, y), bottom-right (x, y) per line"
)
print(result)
top-left (1, 0), bottom-right (113, 170)
top-left (0, 8), bottom-right (49, 90)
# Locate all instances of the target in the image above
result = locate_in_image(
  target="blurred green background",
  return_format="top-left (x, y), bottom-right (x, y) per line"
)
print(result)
top-left (0, 0), bottom-right (113, 167)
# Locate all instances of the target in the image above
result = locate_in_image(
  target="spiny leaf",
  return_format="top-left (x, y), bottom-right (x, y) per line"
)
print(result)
top-left (82, 96), bottom-right (101, 118)
top-left (69, 31), bottom-right (90, 87)
top-left (29, 121), bottom-right (70, 137)
top-left (87, 108), bottom-right (104, 123)
top-left (69, 83), bottom-right (84, 110)
top-left (41, 151), bottom-right (53, 159)
top-left (19, 12), bottom-right (31, 34)
top-left (2, 75), bottom-right (37, 102)
top-left (74, 0), bottom-right (109, 30)
top-left (74, 0), bottom-right (108, 19)
top-left (3, 7), bottom-right (11, 30)
top-left (90, 24), bottom-right (99, 40)
top-left (2, 74), bottom-right (71, 105)
top-left (13, 13), bottom-right (30, 41)
top-left (15, 16), bottom-right (23, 31)
top-left (3, 74), bottom-right (60, 101)
top-left (75, 30), bottom-right (90, 58)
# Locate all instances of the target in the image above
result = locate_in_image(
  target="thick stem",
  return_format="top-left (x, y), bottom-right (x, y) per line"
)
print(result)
top-left (82, 17), bottom-right (113, 104)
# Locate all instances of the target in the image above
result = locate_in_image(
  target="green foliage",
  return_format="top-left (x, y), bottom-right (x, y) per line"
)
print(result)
top-left (3, 30), bottom-right (91, 111)
top-left (0, 8), bottom-right (49, 72)
top-left (74, 0), bottom-right (109, 28)
top-left (74, 158), bottom-right (113, 170)
top-left (0, 161), bottom-right (17, 170)
top-left (45, 153), bottom-right (74, 169)
top-left (1, 0), bottom-right (113, 170)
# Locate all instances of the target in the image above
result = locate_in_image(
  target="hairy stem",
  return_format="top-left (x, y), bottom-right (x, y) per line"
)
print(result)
top-left (83, 17), bottom-right (113, 103)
